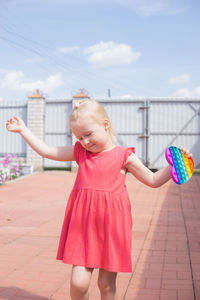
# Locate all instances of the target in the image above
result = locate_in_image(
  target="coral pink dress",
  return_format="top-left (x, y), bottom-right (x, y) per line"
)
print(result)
top-left (56, 141), bottom-right (135, 272)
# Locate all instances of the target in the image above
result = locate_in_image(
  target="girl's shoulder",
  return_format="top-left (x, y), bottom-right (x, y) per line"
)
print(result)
top-left (120, 145), bottom-right (135, 167)
top-left (74, 141), bottom-right (84, 164)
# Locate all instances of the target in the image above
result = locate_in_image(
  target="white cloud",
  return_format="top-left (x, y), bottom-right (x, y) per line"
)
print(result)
top-left (0, 69), bottom-right (24, 89)
top-left (168, 74), bottom-right (190, 85)
top-left (0, 69), bottom-right (63, 93)
top-left (56, 46), bottom-right (80, 54)
top-left (85, 41), bottom-right (141, 68)
top-left (119, 0), bottom-right (187, 15)
top-left (119, 0), bottom-right (170, 16)
top-left (109, 0), bottom-right (188, 16)
top-left (172, 87), bottom-right (200, 97)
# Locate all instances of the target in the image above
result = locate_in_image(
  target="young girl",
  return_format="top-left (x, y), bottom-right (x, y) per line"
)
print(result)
top-left (6, 99), bottom-right (192, 300)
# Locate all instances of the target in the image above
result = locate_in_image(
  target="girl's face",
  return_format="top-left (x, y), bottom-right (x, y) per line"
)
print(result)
top-left (70, 117), bottom-right (113, 153)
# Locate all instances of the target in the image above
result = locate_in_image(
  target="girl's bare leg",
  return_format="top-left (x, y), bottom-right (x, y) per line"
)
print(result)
top-left (97, 268), bottom-right (118, 300)
top-left (70, 265), bottom-right (94, 300)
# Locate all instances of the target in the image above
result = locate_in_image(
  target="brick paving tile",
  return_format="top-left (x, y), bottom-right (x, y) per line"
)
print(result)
top-left (193, 271), bottom-right (200, 281)
top-left (124, 292), bottom-right (160, 300)
top-left (140, 253), bottom-right (163, 264)
top-left (149, 263), bottom-right (163, 272)
top-left (177, 271), bottom-right (193, 280)
top-left (162, 270), bottom-right (177, 279)
top-left (164, 255), bottom-right (177, 263)
top-left (145, 278), bottom-right (161, 289)
top-left (124, 288), bottom-right (160, 300)
top-left (178, 290), bottom-right (195, 300)
top-left (194, 280), bottom-right (200, 299)
top-left (0, 172), bottom-right (199, 300)
top-left (177, 255), bottom-right (190, 264)
top-left (162, 279), bottom-right (193, 290)
top-left (192, 263), bottom-right (200, 272)
top-left (164, 250), bottom-right (188, 259)
top-left (160, 289), bottom-right (177, 300)
top-left (125, 277), bottom-right (146, 290)
top-left (191, 251), bottom-right (200, 263)
top-left (163, 263), bottom-right (191, 272)
top-left (129, 288), bottom-right (160, 296)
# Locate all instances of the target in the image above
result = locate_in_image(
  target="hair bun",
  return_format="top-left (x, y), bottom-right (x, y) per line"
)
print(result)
top-left (74, 102), bottom-right (80, 109)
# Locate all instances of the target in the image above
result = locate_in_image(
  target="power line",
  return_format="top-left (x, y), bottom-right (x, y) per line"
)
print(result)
top-left (0, 3), bottom-right (135, 96)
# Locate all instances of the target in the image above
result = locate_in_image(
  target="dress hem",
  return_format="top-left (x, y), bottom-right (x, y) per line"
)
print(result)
top-left (56, 257), bottom-right (132, 273)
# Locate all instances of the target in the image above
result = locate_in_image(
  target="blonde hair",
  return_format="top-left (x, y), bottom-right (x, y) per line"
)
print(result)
top-left (69, 99), bottom-right (117, 143)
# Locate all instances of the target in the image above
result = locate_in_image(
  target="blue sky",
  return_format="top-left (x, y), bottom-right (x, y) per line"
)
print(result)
top-left (0, 0), bottom-right (200, 100)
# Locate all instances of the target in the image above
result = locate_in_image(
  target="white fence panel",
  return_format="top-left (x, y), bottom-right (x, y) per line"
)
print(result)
top-left (0, 101), bottom-right (27, 158)
top-left (100, 99), bottom-right (146, 163)
top-left (44, 100), bottom-right (72, 168)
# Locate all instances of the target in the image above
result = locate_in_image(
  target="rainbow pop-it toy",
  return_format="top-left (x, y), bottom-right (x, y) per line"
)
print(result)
top-left (165, 146), bottom-right (194, 184)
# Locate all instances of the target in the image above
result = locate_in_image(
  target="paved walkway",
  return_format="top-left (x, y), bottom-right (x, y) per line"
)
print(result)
top-left (0, 171), bottom-right (200, 300)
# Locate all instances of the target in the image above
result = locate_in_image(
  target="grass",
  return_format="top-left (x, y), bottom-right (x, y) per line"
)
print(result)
top-left (194, 169), bottom-right (200, 175)
top-left (44, 167), bottom-right (72, 171)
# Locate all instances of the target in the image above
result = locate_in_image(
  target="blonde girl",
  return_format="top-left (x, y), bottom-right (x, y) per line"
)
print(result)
top-left (6, 99), bottom-right (192, 300)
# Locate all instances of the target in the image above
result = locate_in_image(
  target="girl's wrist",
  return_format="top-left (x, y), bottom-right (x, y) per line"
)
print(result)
top-left (20, 126), bottom-right (28, 135)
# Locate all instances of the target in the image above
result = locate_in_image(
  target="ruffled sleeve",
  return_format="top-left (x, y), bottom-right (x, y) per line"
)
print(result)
top-left (73, 141), bottom-right (83, 164)
top-left (122, 147), bottom-right (135, 168)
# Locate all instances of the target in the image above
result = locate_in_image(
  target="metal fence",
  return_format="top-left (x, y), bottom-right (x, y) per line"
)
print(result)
top-left (1, 98), bottom-right (200, 169)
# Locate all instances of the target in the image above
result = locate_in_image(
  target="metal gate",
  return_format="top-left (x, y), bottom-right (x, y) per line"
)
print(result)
top-left (149, 99), bottom-right (200, 169)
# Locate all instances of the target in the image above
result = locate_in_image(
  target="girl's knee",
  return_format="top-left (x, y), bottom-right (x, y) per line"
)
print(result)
top-left (70, 277), bottom-right (89, 295)
top-left (97, 270), bottom-right (117, 294)
top-left (70, 265), bottom-right (93, 296)
top-left (98, 280), bottom-right (116, 294)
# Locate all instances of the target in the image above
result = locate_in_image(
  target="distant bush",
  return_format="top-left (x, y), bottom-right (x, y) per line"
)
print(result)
top-left (0, 154), bottom-right (23, 185)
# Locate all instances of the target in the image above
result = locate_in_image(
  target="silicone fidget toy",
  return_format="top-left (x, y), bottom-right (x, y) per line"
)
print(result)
top-left (165, 146), bottom-right (194, 184)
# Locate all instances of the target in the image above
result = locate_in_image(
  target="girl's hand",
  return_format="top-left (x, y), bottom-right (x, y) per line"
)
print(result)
top-left (6, 116), bottom-right (26, 133)
top-left (179, 146), bottom-right (192, 158)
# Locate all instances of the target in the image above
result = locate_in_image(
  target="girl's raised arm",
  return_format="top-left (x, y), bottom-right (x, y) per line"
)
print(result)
top-left (6, 116), bottom-right (75, 162)
top-left (124, 148), bottom-right (191, 188)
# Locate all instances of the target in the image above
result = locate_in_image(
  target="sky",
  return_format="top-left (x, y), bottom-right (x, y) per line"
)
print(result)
top-left (0, 0), bottom-right (200, 101)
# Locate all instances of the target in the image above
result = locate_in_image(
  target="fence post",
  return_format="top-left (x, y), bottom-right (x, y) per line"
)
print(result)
top-left (26, 90), bottom-right (45, 172)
